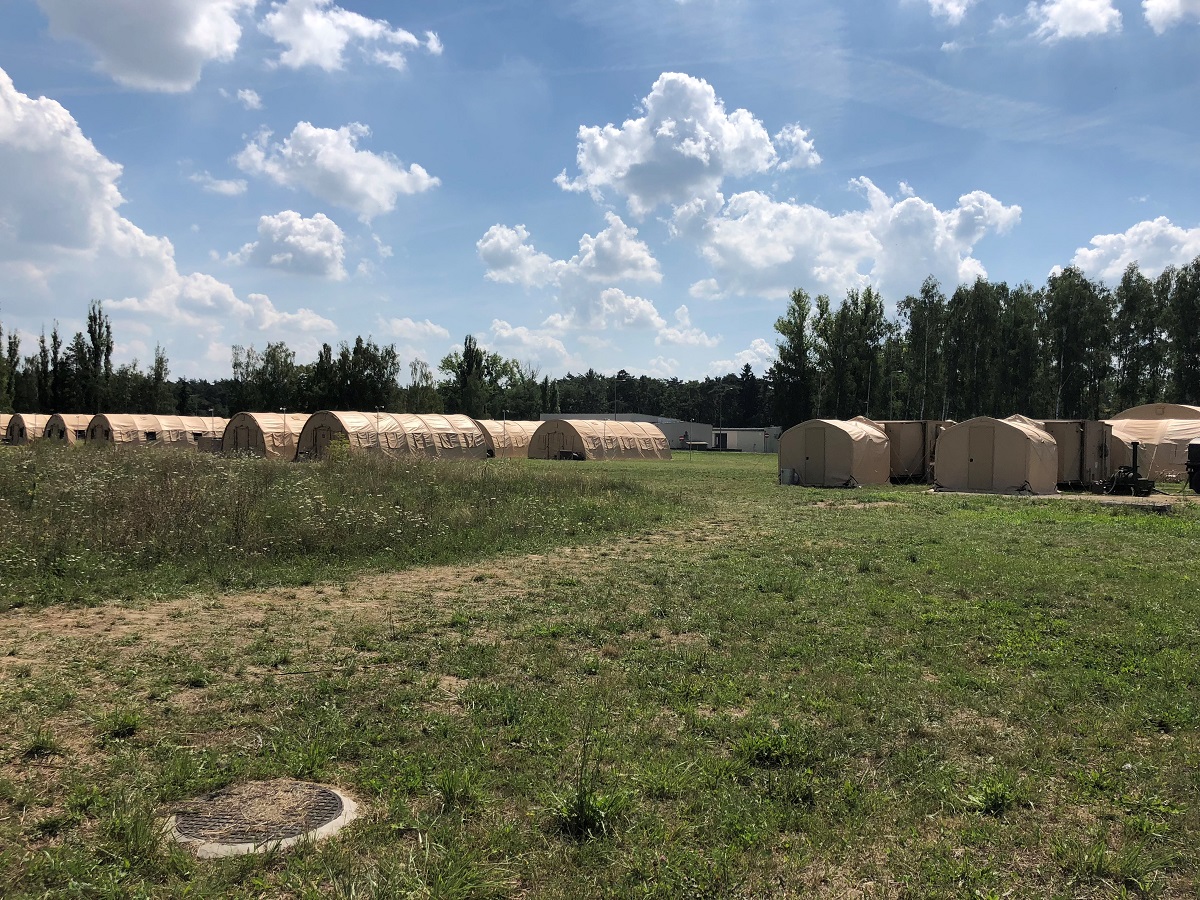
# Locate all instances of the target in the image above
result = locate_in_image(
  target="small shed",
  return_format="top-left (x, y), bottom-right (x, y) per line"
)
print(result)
top-left (935, 415), bottom-right (1058, 494)
top-left (44, 414), bottom-right (95, 445)
top-left (778, 417), bottom-right (890, 487)
top-left (474, 419), bottom-right (540, 458)
top-left (5, 413), bottom-right (50, 445)
top-left (295, 412), bottom-right (489, 460)
top-left (874, 420), bottom-right (953, 482)
top-left (527, 419), bottom-right (672, 460)
top-left (85, 414), bottom-right (228, 448)
top-left (223, 412), bottom-right (311, 460)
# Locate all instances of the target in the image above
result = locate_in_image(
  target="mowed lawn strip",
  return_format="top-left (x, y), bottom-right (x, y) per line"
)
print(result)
top-left (1, 449), bottom-right (1198, 898)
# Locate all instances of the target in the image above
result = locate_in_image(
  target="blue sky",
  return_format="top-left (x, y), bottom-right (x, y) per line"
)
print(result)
top-left (1, 0), bottom-right (1197, 382)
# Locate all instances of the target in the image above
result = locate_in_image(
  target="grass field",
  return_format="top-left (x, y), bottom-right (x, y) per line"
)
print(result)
top-left (1, 448), bottom-right (1199, 898)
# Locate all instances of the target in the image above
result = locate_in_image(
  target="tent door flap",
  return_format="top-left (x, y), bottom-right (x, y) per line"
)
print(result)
top-left (968, 426), bottom-right (994, 491)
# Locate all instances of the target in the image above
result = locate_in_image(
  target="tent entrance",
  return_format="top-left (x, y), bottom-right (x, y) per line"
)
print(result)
top-left (968, 426), bottom-right (994, 490)
top-left (804, 428), bottom-right (826, 485)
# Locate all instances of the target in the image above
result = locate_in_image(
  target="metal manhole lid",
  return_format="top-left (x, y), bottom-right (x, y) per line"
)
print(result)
top-left (169, 779), bottom-right (357, 858)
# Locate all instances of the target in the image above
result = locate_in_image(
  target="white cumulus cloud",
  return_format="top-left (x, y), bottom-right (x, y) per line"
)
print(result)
top-left (189, 171), bottom-right (248, 196)
top-left (1028, 0), bottom-right (1122, 41)
top-left (707, 338), bottom-right (776, 375)
top-left (260, 0), bottom-right (442, 72)
top-left (381, 316), bottom-right (450, 342)
top-left (555, 72), bottom-right (814, 217)
top-left (1143, 0), bottom-right (1200, 32)
top-left (486, 319), bottom-right (573, 368)
top-left (0, 66), bottom-right (333, 373)
top-left (235, 122), bottom-right (439, 221)
top-left (237, 88), bottom-right (263, 109)
top-left (1069, 217), bottom-right (1200, 280)
top-left (692, 178), bottom-right (1020, 303)
top-left (928, 0), bottom-right (975, 25)
top-left (478, 215), bottom-right (672, 336)
top-left (228, 210), bottom-right (347, 279)
top-left (37, 0), bottom-right (255, 92)
top-left (656, 305), bottom-right (720, 347)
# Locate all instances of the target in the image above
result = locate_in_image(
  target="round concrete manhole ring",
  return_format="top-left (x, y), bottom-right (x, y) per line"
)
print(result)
top-left (168, 779), bottom-right (358, 858)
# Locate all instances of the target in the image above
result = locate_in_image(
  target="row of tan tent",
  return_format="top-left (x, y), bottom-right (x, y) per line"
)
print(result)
top-left (3, 411), bottom-right (672, 463)
top-left (3, 413), bottom-right (228, 448)
top-left (779, 403), bottom-right (1200, 494)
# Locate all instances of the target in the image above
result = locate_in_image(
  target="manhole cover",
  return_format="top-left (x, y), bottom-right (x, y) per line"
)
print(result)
top-left (169, 779), bottom-right (357, 858)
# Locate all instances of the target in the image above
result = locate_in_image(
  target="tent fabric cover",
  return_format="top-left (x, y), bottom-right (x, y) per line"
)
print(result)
top-left (778, 417), bottom-right (890, 487)
top-left (85, 414), bottom-right (228, 447)
top-left (473, 419), bottom-right (540, 458)
top-left (1111, 403), bottom-right (1200, 420)
top-left (295, 412), bottom-right (489, 459)
top-left (5, 414), bottom-right (50, 445)
top-left (935, 414), bottom-right (1058, 494)
top-left (223, 412), bottom-right (311, 460)
top-left (527, 419), bottom-right (672, 460)
top-left (45, 414), bottom-right (94, 444)
top-left (1106, 417), bottom-right (1200, 480)
top-left (0, 414), bottom-right (11, 443)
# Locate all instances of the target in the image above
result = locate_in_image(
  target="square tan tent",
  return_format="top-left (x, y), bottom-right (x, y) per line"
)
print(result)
top-left (5, 413), bottom-right (50, 445)
top-left (527, 419), bottom-right (672, 460)
top-left (0, 413), bottom-right (11, 443)
top-left (874, 420), bottom-right (953, 482)
top-left (1039, 420), bottom-right (1113, 485)
top-left (934, 415), bottom-right (1058, 494)
top-left (295, 412), bottom-right (489, 460)
top-left (44, 414), bottom-right (95, 444)
top-left (84, 414), bottom-right (228, 448)
top-left (778, 417), bottom-right (890, 487)
top-left (473, 419), bottom-right (540, 458)
top-left (223, 412), bottom-right (311, 460)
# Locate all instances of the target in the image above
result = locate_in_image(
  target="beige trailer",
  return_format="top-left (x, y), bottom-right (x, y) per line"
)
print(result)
top-left (223, 412), bottom-right (311, 460)
top-left (44, 414), bottom-right (95, 444)
top-left (474, 419), bottom-right (540, 458)
top-left (85, 414), bottom-right (228, 448)
top-left (935, 415), bottom-right (1057, 494)
top-left (874, 420), bottom-right (953, 482)
top-left (295, 412), bottom-right (489, 460)
top-left (5, 413), bottom-right (50, 445)
top-left (1039, 420), bottom-right (1113, 485)
top-left (527, 419), bottom-right (672, 460)
top-left (778, 417), bottom-right (890, 487)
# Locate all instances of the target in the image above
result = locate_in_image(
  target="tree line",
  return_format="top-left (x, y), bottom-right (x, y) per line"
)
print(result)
top-left (772, 258), bottom-right (1200, 428)
top-left (2, 255), bottom-right (1197, 429)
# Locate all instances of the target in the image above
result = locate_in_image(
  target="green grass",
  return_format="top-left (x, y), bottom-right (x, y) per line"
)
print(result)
top-left (1, 448), bottom-right (1198, 897)
top-left (0, 443), bottom-right (678, 609)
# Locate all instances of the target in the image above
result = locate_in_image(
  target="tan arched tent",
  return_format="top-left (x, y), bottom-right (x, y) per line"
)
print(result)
top-left (223, 412), bottom-right (311, 460)
top-left (935, 415), bottom-right (1058, 494)
top-left (5, 413), bottom-right (50, 445)
top-left (1111, 403), bottom-right (1200, 420)
top-left (778, 417), bottom-right (890, 487)
top-left (527, 419), bottom-right (672, 460)
top-left (1105, 404), bottom-right (1200, 480)
top-left (474, 419), bottom-right (539, 458)
top-left (85, 414), bottom-right (228, 449)
top-left (295, 412), bottom-right (489, 460)
top-left (44, 414), bottom-right (94, 445)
